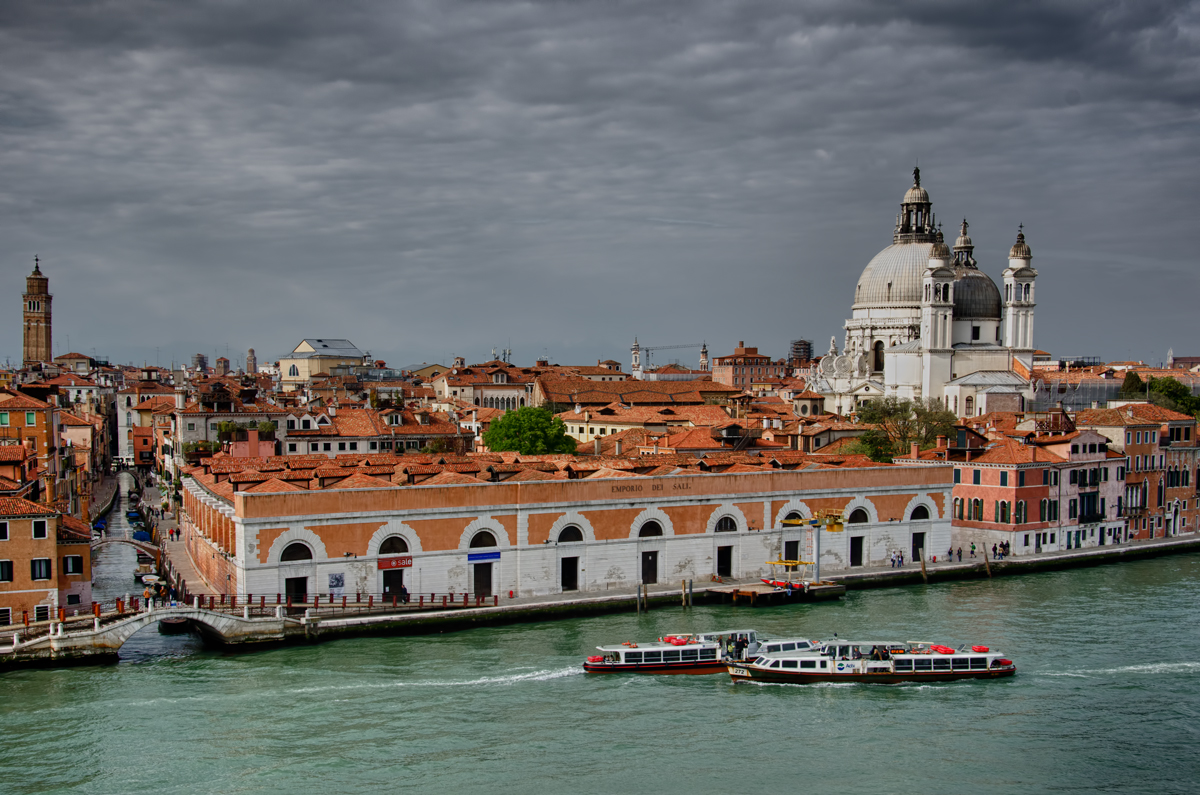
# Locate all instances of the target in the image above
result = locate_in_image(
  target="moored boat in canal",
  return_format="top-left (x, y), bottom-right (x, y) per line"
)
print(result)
top-left (727, 640), bottom-right (1016, 684)
top-left (584, 629), bottom-right (815, 674)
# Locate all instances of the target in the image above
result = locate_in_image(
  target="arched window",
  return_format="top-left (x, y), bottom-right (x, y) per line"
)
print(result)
top-left (288, 364), bottom-right (299, 377)
top-left (558, 525), bottom-right (583, 543)
top-left (715, 516), bottom-right (738, 533)
top-left (125, 412), bottom-right (132, 425)
top-left (848, 508), bottom-right (869, 524)
top-left (379, 536), bottom-right (408, 555)
top-left (910, 505), bottom-right (930, 521)
top-left (873, 341), bottom-right (885, 372)
top-left (638, 521), bottom-right (663, 538)
top-left (281, 542), bottom-right (313, 561)
top-left (972, 499), bottom-right (983, 520)
top-left (784, 511), bottom-right (803, 523)
top-left (1024, 284), bottom-right (1031, 301)
top-left (469, 531), bottom-right (497, 548)
top-left (965, 396), bottom-right (974, 416)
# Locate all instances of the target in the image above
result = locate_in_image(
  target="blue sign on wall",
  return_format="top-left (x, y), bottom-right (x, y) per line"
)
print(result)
top-left (468, 551), bottom-right (501, 562)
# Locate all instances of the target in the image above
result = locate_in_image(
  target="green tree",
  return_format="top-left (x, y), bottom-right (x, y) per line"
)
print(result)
top-left (1148, 376), bottom-right (1200, 416)
top-left (854, 397), bottom-right (958, 460)
top-left (1119, 371), bottom-right (1145, 398)
top-left (483, 406), bottom-right (577, 455)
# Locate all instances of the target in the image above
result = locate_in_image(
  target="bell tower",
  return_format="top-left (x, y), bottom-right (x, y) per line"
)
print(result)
top-left (23, 256), bottom-right (53, 366)
top-left (1002, 226), bottom-right (1036, 351)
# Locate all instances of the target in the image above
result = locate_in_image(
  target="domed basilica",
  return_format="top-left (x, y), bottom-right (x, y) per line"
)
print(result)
top-left (815, 169), bottom-right (1037, 417)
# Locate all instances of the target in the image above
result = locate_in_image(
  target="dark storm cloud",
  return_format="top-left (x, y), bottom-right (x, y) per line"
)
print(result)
top-left (1, 0), bottom-right (1198, 369)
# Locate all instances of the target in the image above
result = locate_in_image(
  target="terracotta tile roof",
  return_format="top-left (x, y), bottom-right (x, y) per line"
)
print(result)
top-left (0, 446), bottom-right (31, 462)
top-left (970, 438), bottom-right (1065, 465)
top-left (0, 391), bottom-right (51, 409)
top-left (244, 478), bottom-right (305, 493)
top-left (418, 471), bottom-right (487, 486)
top-left (538, 376), bottom-right (740, 406)
top-left (504, 468), bottom-right (568, 482)
top-left (59, 515), bottom-right (91, 541)
top-left (1074, 407), bottom-right (1175, 427)
top-left (584, 467), bottom-right (642, 479)
top-left (0, 476), bottom-right (25, 491)
top-left (0, 496), bottom-right (57, 517)
top-left (335, 472), bottom-right (398, 489)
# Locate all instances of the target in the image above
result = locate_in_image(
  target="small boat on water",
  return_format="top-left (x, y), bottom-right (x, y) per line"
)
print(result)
top-left (584, 630), bottom-right (813, 674)
top-left (727, 640), bottom-right (1016, 684)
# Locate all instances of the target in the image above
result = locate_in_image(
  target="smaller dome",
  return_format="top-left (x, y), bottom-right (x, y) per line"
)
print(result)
top-left (953, 268), bottom-right (1002, 319)
top-left (903, 185), bottom-right (930, 204)
top-left (1009, 229), bottom-right (1031, 259)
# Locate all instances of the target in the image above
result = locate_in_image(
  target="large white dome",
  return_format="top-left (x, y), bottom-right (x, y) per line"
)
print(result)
top-left (852, 242), bottom-right (933, 308)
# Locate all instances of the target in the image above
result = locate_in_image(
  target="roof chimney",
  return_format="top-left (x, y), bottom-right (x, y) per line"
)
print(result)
top-left (594, 437), bottom-right (601, 455)
top-left (615, 440), bottom-right (623, 456)
top-left (910, 442), bottom-right (920, 459)
top-left (936, 435), bottom-right (946, 448)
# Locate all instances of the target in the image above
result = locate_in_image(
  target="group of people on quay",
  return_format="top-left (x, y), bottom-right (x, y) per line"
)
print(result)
top-left (888, 550), bottom-right (907, 568)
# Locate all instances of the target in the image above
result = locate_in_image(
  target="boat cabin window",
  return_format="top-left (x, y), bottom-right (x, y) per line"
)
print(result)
top-left (681, 648), bottom-right (698, 660)
top-left (800, 660), bottom-right (817, 669)
top-left (625, 651), bottom-right (642, 662)
top-left (699, 648), bottom-right (718, 660)
top-left (770, 660), bottom-right (782, 668)
top-left (952, 657), bottom-right (970, 670)
top-left (895, 659), bottom-right (914, 671)
top-left (913, 658), bottom-right (933, 671)
top-left (662, 650), bottom-right (680, 662)
top-left (781, 643), bottom-right (796, 651)
top-left (782, 660), bottom-right (798, 668)
top-left (642, 651), bottom-right (662, 663)
top-left (970, 657), bottom-right (987, 670)
top-left (933, 658), bottom-right (951, 671)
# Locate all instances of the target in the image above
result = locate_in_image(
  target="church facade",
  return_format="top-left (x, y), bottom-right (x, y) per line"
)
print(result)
top-left (814, 170), bottom-right (1037, 417)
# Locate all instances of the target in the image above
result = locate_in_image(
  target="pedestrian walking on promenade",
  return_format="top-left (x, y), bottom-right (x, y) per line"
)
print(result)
top-left (970, 542), bottom-right (976, 558)
top-left (957, 547), bottom-right (962, 561)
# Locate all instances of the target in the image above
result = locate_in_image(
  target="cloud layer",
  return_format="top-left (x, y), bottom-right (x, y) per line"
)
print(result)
top-left (2, 0), bottom-right (1198, 369)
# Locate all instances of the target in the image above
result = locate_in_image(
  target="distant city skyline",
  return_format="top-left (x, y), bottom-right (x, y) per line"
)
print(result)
top-left (2, 1), bottom-right (1197, 370)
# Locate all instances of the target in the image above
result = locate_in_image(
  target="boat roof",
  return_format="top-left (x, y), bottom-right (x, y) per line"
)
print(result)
top-left (595, 639), bottom-right (719, 651)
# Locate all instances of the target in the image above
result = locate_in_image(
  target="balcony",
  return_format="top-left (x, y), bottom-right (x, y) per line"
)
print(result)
top-left (1079, 512), bottom-right (1105, 524)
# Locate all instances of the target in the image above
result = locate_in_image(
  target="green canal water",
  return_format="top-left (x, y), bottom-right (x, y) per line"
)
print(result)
top-left (3, 555), bottom-right (1199, 794)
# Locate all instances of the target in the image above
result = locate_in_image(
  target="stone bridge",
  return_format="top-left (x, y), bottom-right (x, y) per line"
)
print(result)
top-left (5, 605), bottom-right (293, 665)
top-left (91, 537), bottom-right (160, 557)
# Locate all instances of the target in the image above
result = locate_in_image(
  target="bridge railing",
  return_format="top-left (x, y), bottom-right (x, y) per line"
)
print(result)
top-left (182, 591), bottom-right (502, 617)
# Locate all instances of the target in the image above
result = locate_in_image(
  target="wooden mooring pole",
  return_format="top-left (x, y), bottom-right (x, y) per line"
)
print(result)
top-left (919, 551), bottom-right (928, 584)
top-left (983, 549), bottom-right (992, 578)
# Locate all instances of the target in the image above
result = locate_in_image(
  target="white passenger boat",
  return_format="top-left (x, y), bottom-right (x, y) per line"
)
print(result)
top-left (727, 640), bottom-right (1016, 684)
top-left (584, 629), bottom-right (814, 674)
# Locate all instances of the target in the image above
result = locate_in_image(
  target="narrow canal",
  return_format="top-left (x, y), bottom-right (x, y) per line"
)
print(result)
top-left (90, 472), bottom-right (205, 661)
top-left (3, 537), bottom-right (1197, 793)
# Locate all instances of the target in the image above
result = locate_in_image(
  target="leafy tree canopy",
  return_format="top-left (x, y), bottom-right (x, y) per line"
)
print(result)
top-left (483, 406), bottom-right (577, 455)
top-left (1147, 376), bottom-right (1200, 416)
top-left (851, 397), bottom-right (958, 461)
top-left (1119, 371), bottom-right (1144, 398)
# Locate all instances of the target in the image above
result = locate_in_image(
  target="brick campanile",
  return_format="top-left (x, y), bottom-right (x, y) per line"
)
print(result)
top-left (22, 256), bottom-right (52, 366)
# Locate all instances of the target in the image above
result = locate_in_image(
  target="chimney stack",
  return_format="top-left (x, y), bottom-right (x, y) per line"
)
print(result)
top-left (594, 437), bottom-right (601, 455)
top-left (936, 435), bottom-right (946, 448)
top-left (910, 442), bottom-right (919, 459)
top-left (615, 440), bottom-right (623, 456)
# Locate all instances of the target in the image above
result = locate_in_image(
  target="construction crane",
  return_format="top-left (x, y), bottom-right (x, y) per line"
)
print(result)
top-left (638, 342), bottom-right (706, 369)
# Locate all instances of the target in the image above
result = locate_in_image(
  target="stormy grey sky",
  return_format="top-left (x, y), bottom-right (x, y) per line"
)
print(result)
top-left (2, 0), bottom-right (1198, 371)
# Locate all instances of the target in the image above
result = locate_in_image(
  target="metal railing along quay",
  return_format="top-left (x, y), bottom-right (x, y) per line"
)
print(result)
top-left (188, 591), bottom-right (502, 617)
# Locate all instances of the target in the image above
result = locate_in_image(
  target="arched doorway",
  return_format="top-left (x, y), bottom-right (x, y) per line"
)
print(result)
top-left (280, 542), bottom-right (313, 603)
top-left (637, 521), bottom-right (661, 584)
top-left (638, 521), bottom-right (662, 538)
top-left (713, 515), bottom-right (737, 577)
top-left (558, 525), bottom-right (583, 591)
top-left (469, 531), bottom-right (497, 597)
top-left (379, 536), bottom-right (409, 599)
top-left (783, 511), bottom-right (804, 567)
top-left (846, 509), bottom-right (868, 567)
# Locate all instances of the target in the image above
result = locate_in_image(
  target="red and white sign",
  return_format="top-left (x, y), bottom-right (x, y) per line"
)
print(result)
top-left (377, 556), bottom-right (412, 570)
